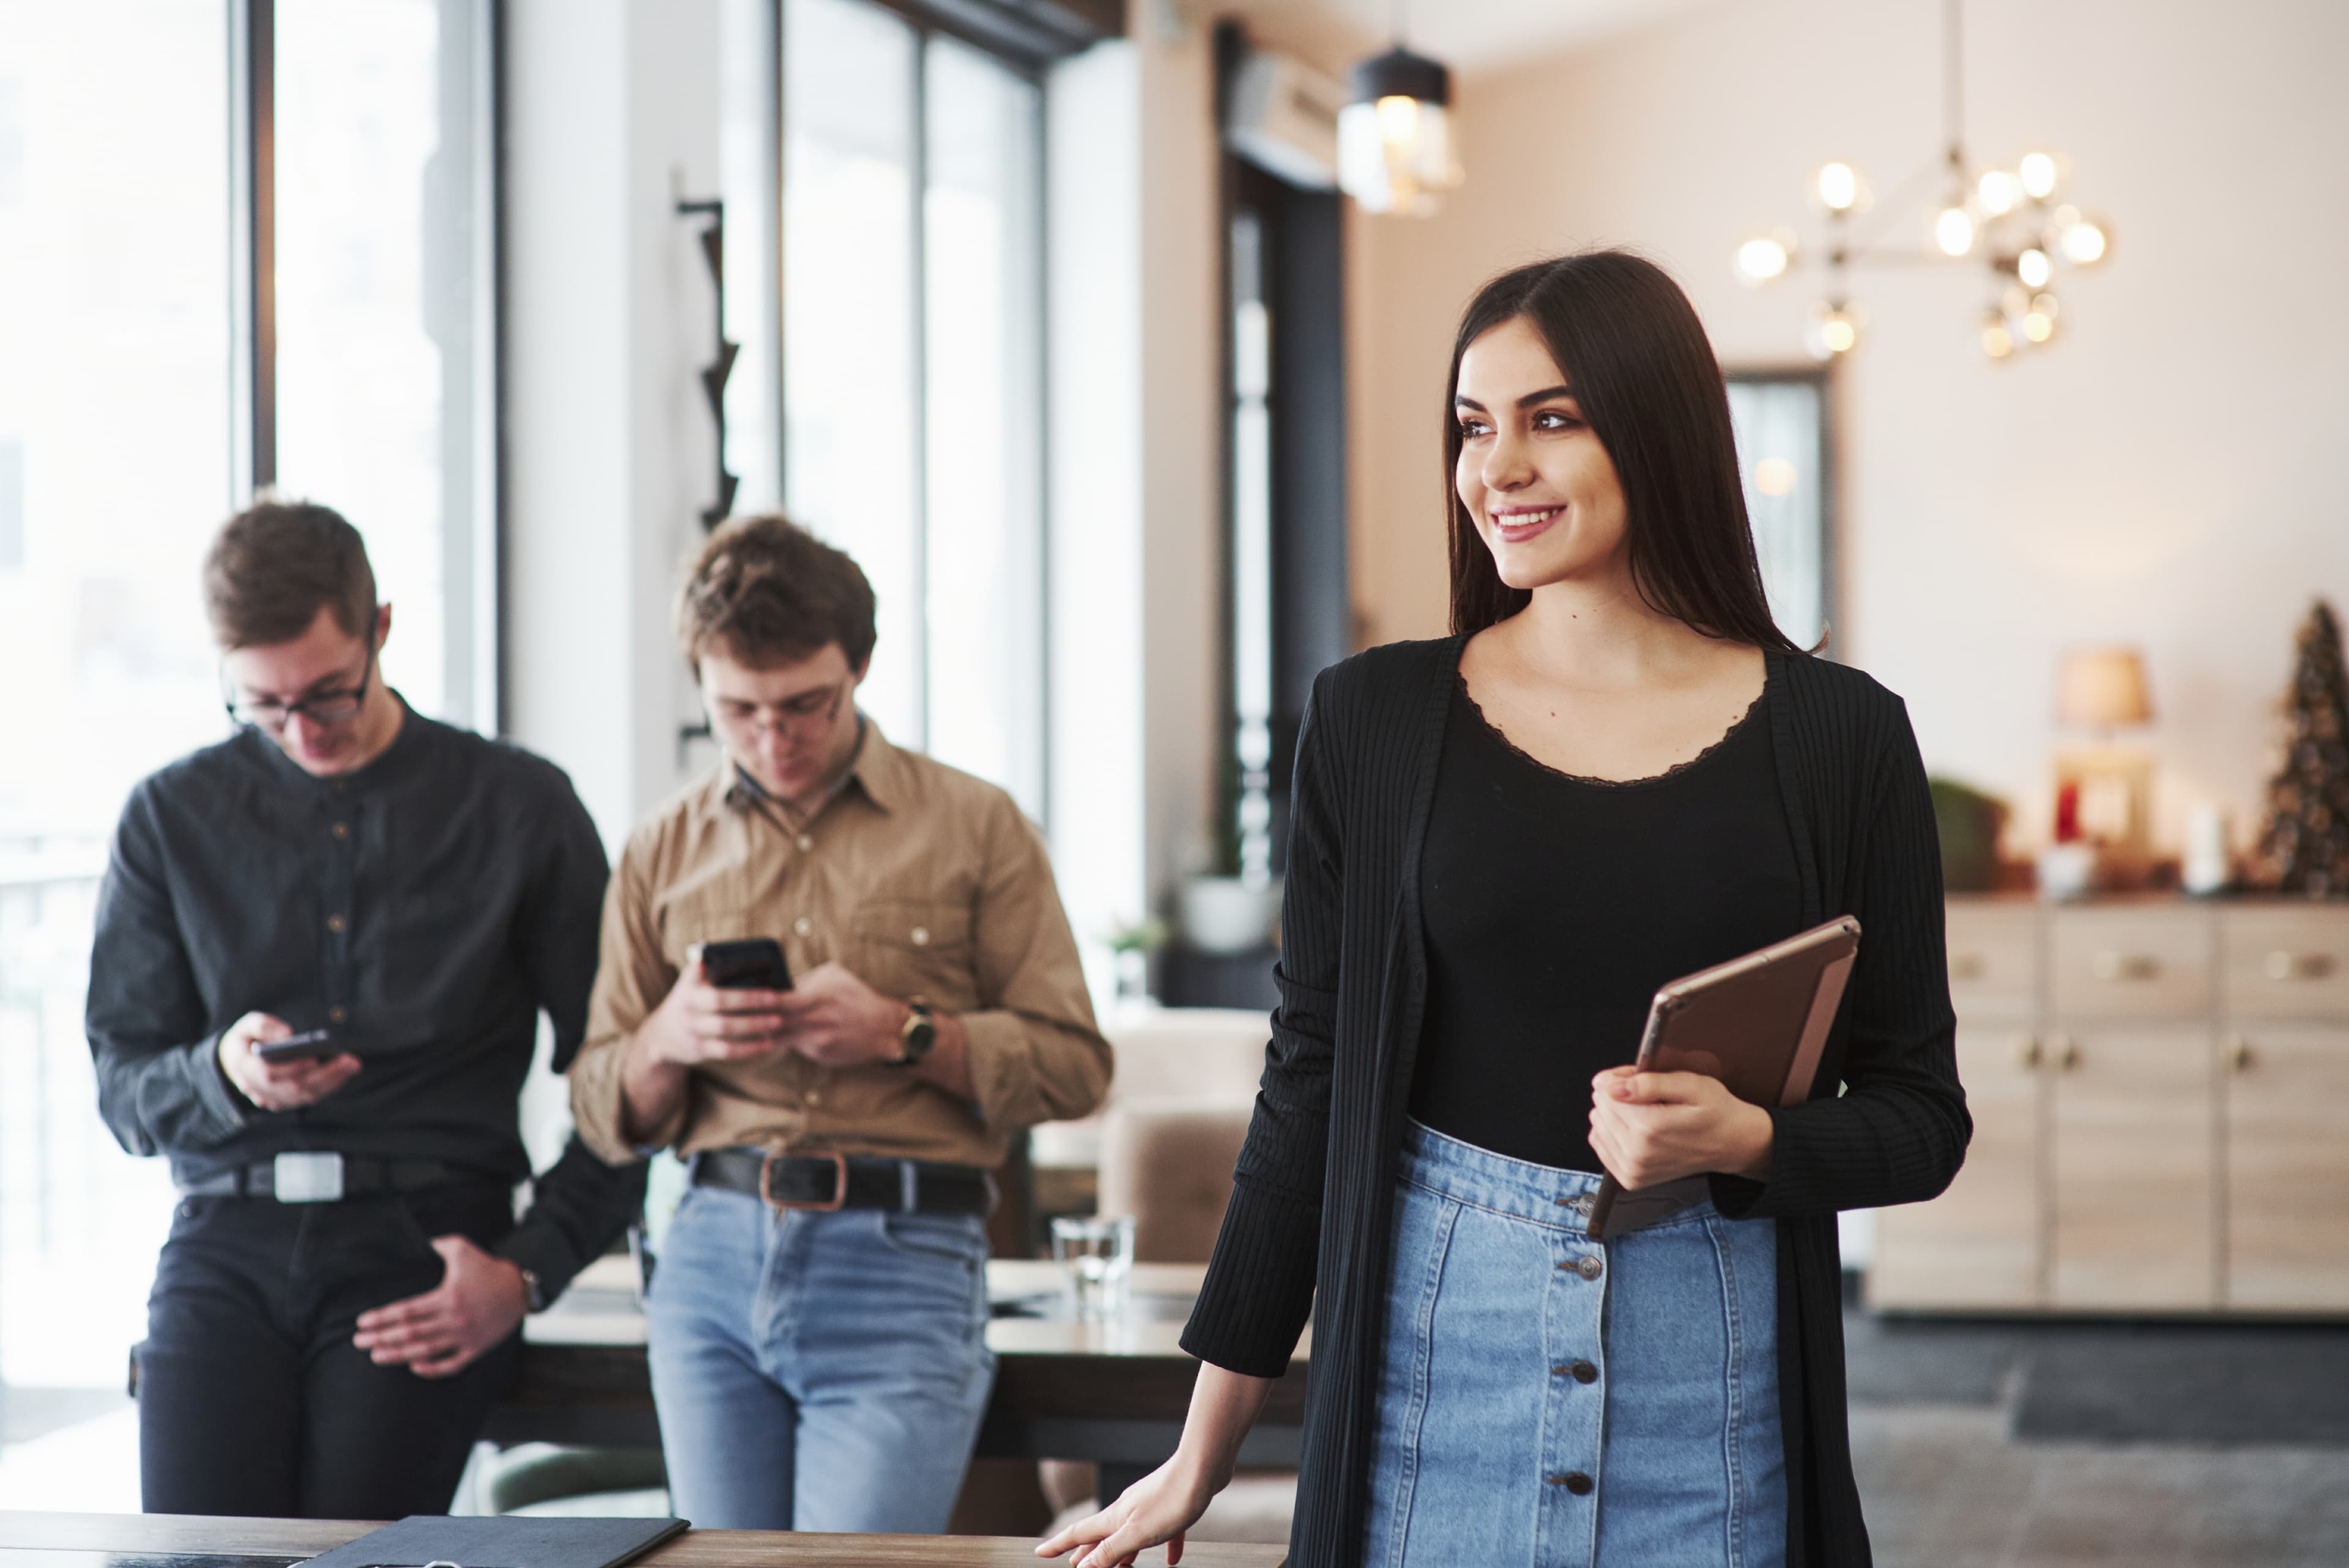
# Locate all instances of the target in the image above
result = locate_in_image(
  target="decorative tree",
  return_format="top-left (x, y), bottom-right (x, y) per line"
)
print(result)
top-left (2255, 600), bottom-right (2349, 896)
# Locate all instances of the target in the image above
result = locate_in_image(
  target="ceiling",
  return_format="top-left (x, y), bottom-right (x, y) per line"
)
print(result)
top-left (1308, 0), bottom-right (1719, 72)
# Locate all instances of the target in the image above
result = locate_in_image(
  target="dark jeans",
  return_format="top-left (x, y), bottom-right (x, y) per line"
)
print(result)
top-left (139, 1181), bottom-right (522, 1517)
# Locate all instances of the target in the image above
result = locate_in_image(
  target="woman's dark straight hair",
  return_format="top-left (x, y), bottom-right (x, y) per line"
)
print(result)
top-left (1444, 250), bottom-right (1802, 653)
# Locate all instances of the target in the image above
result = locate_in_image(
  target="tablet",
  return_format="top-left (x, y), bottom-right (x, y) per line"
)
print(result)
top-left (1586, 915), bottom-right (1862, 1241)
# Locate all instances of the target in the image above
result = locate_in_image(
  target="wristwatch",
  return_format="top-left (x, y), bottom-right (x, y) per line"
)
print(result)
top-left (518, 1265), bottom-right (547, 1313)
top-left (891, 998), bottom-right (937, 1068)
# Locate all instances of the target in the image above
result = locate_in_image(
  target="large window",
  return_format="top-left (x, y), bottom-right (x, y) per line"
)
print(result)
top-left (0, 0), bottom-right (496, 1405)
top-left (775, 0), bottom-right (1046, 819)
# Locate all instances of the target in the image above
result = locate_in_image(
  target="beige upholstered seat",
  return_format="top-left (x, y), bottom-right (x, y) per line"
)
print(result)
top-left (1095, 1098), bottom-right (1255, 1263)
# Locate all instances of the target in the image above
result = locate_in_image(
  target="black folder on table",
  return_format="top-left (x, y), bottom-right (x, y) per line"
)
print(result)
top-left (1586, 915), bottom-right (1861, 1241)
top-left (303, 1515), bottom-right (688, 1568)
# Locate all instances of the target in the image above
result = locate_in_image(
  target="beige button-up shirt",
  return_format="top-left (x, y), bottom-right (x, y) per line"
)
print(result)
top-left (569, 722), bottom-right (1110, 1169)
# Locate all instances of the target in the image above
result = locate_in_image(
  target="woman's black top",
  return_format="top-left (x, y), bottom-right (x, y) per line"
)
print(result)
top-left (1412, 678), bottom-right (1805, 1170)
top-left (1181, 636), bottom-right (1969, 1568)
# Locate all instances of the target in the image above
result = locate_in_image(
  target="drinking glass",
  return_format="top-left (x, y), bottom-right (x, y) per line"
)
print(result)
top-left (1050, 1214), bottom-right (1135, 1322)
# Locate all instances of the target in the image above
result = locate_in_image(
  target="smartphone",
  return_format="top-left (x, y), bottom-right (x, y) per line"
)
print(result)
top-left (700, 937), bottom-right (793, 991)
top-left (254, 1028), bottom-right (341, 1065)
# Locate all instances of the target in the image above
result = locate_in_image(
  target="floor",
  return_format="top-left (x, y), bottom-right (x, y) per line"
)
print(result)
top-left (1844, 1304), bottom-right (2349, 1568)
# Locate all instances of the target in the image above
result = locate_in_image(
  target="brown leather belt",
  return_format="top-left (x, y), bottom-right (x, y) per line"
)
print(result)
top-left (691, 1146), bottom-right (991, 1215)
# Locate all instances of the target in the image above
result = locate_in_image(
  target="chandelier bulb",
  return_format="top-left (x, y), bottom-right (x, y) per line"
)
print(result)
top-left (1816, 162), bottom-right (1863, 213)
top-left (1977, 169), bottom-right (2021, 217)
top-left (2018, 150), bottom-right (2060, 201)
top-left (1935, 206), bottom-right (1976, 258)
top-left (2016, 247), bottom-right (2053, 290)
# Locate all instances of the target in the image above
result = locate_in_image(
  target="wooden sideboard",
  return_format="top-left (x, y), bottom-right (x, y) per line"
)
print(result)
top-left (1868, 896), bottom-right (2349, 1315)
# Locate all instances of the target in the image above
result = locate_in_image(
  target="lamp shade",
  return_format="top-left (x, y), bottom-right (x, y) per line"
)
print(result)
top-left (2056, 646), bottom-right (2153, 729)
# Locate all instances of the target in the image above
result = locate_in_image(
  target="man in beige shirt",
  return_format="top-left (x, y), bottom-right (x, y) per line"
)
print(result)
top-left (570, 515), bottom-right (1109, 1533)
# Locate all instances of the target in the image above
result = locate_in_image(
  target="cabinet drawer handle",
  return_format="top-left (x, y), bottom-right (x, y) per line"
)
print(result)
top-left (2264, 950), bottom-right (2336, 982)
top-left (2050, 1035), bottom-right (2080, 1071)
top-left (2224, 1033), bottom-right (2254, 1072)
top-left (2014, 1036), bottom-right (2041, 1069)
top-left (1951, 953), bottom-right (1987, 981)
top-left (2091, 951), bottom-right (2161, 981)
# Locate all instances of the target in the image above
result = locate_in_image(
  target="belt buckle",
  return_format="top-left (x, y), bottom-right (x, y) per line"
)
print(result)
top-left (273, 1151), bottom-right (345, 1204)
top-left (762, 1150), bottom-right (848, 1212)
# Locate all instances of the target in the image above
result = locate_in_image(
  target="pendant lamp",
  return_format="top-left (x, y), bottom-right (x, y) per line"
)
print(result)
top-left (1337, 42), bottom-right (1462, 217)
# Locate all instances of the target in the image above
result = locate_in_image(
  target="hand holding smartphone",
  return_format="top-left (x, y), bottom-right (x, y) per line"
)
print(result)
top-left (699, 937), bottom-right (793, 992)
top-left (254, 1027), bottom-right (343, 1065)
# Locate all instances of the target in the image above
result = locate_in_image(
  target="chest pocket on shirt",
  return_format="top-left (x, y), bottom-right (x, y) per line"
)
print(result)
top-left (855, 899), bottom-right (979, 1011)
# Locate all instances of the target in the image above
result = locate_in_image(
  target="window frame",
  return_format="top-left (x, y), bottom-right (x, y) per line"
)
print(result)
top-left (761, 0), bottom-right (1059, 822)
top-left (226, 0), bottom-right (505, 731)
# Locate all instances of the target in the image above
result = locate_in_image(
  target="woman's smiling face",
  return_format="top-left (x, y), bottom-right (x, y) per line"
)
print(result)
top-left (1453, 314), bottom-right (1630, 593)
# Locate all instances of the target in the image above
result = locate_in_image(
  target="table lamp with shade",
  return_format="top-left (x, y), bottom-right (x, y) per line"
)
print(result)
top-left (2052, 645), bottom-right (2155, 884)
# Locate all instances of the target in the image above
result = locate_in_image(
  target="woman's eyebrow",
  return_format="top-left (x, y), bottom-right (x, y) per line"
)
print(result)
top-left (1516, 384), bottom-right (1576, 408)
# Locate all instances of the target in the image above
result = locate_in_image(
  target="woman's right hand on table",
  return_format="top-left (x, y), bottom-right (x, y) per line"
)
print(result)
top-left (1034, 1455), bottom-right (1220, 1567)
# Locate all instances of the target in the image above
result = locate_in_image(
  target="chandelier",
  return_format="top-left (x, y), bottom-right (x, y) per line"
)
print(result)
top-left (1732, 0), bottom-right (2112, 363)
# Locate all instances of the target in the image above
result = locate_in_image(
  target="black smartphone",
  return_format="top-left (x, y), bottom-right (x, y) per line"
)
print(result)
top-left (700, 937), bottom-right (793, 991)
top-left (254, 1028), bottom-right (341, 1065)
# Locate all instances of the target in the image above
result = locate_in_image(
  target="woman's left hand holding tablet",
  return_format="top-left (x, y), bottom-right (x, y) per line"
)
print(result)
top-left (1588, 1066), bottom-right (1774, 1188)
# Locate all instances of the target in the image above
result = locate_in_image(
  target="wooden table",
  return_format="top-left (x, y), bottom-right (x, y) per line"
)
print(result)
top-left (0, 1510), bottom-right (1288, 1567)
top-left (494, 1258), bottom-right (1309, 1503)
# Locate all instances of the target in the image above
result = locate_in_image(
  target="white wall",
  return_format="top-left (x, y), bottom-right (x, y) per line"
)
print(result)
top-left (1348, 0), bottom-right (2349, 857)
top-left (503, 0), bottom-right (719, 853)
top-left (1045, 12), bottom-right (1225, 997)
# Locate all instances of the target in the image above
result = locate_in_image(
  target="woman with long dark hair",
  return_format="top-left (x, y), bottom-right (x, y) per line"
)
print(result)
top-left (1041, 250), bottom-right (1968, 1568)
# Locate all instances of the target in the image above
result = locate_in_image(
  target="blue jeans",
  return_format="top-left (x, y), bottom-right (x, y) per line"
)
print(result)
top-left (645, 1183), bottom-right (996, 1531)
top-left (1365, 1120), bottom-right (1786, 1568)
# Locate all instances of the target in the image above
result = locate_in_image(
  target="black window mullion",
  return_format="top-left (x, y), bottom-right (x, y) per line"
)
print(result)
top-left (229, 0), bottom-right (276, 498)
top-left (908, 31), bottom-right (929, 750)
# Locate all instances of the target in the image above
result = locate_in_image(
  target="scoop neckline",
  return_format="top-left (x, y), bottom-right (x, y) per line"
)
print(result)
top-left (1450, 666), bottom-right (1770, 791)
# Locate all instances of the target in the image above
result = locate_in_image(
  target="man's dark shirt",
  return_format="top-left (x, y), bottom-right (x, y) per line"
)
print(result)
top-left (86, 703), bottom-right (645, 1299)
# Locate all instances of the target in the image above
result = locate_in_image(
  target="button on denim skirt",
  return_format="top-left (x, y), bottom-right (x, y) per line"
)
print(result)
top-left (1364, 1119), bottom-right (1786, 1568)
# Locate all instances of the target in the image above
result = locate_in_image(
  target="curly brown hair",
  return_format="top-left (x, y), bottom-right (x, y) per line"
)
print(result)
top-left (675, 513), bottom-right (878, 671)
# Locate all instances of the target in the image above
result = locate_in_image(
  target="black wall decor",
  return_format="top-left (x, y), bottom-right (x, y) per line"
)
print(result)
top-left (677, 196), bottom-right (739, 532)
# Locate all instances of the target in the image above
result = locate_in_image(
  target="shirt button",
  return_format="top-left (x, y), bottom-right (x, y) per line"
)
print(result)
top-left (329, 1006), bottom-right (347, 1024)
top-left (330, 822), bottom-right (349, 839)
top-left (1571, 1359), bottom-right (1598, 1384)
top-left (1576, 1255), bottom-right (1603, 1280)
top-left (797, 834), bottom-right (814, 852)
top-left (1550, 1471), bottom-right (1595, 1496)
top-left (910, 926), bottom-right (930, 946)
top-left (326, 915), bottom-right (346, 934)
top-left (793, 916), bottom-right (813, 938)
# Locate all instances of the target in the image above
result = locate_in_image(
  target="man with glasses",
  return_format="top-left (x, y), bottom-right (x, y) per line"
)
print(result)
top-left (88, 500), bottom-right (645, 1517)
top-left (567, 513), bottom-right (1110, 1533)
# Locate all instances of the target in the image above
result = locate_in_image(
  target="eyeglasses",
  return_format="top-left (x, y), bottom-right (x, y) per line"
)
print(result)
top-left (707, 675), bottom-right (854, 737)
top-left (223, 641), bottom-right (378, 734)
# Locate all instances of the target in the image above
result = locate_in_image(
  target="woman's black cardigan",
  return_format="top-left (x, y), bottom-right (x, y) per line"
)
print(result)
top-left (1181, 635), bottom-right (1970, 1568)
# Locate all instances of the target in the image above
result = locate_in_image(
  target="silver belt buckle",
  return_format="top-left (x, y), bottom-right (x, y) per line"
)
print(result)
top-left (273, 1151), bottom-right (346, 1203)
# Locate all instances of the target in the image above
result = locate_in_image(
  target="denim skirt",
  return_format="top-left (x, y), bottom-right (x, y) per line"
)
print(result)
top-left (1363, 1119), bottom-right (1786, 1568)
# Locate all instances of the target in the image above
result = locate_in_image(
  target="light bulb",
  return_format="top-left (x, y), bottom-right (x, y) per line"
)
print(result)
top-left (2019, 151), bottom-right (2059, 200)
top-left (1805, 300), bottom-right (1863, 361)
top-left (2031, 292), bottom-right (2061, 320)
top-left (1982, 314), bottom-right (2016, 360)
top-left (1375, 94), bottom-right (1420, 146)
top-left (1735, 234), bottom-right (1792, 285)
top-left (1935, 206), bottom-right (1976, 257)
top-left (2061, 219), bottom-right (2108, 264)
top-left (1816, 162), bottom-right (1860, 212)
top-left (2021, 307), bottom-right (2055, 343)
top-left (1978, 169), bottom-right (2021, 217)
top-left (2017, 247), bottom-right (2053, 289)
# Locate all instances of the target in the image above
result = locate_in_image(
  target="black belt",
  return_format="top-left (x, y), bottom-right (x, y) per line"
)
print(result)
top-left (177, 1154), bottom-right (489, 1203)
top-left (692, 1147), bottom-right (991, 1215)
